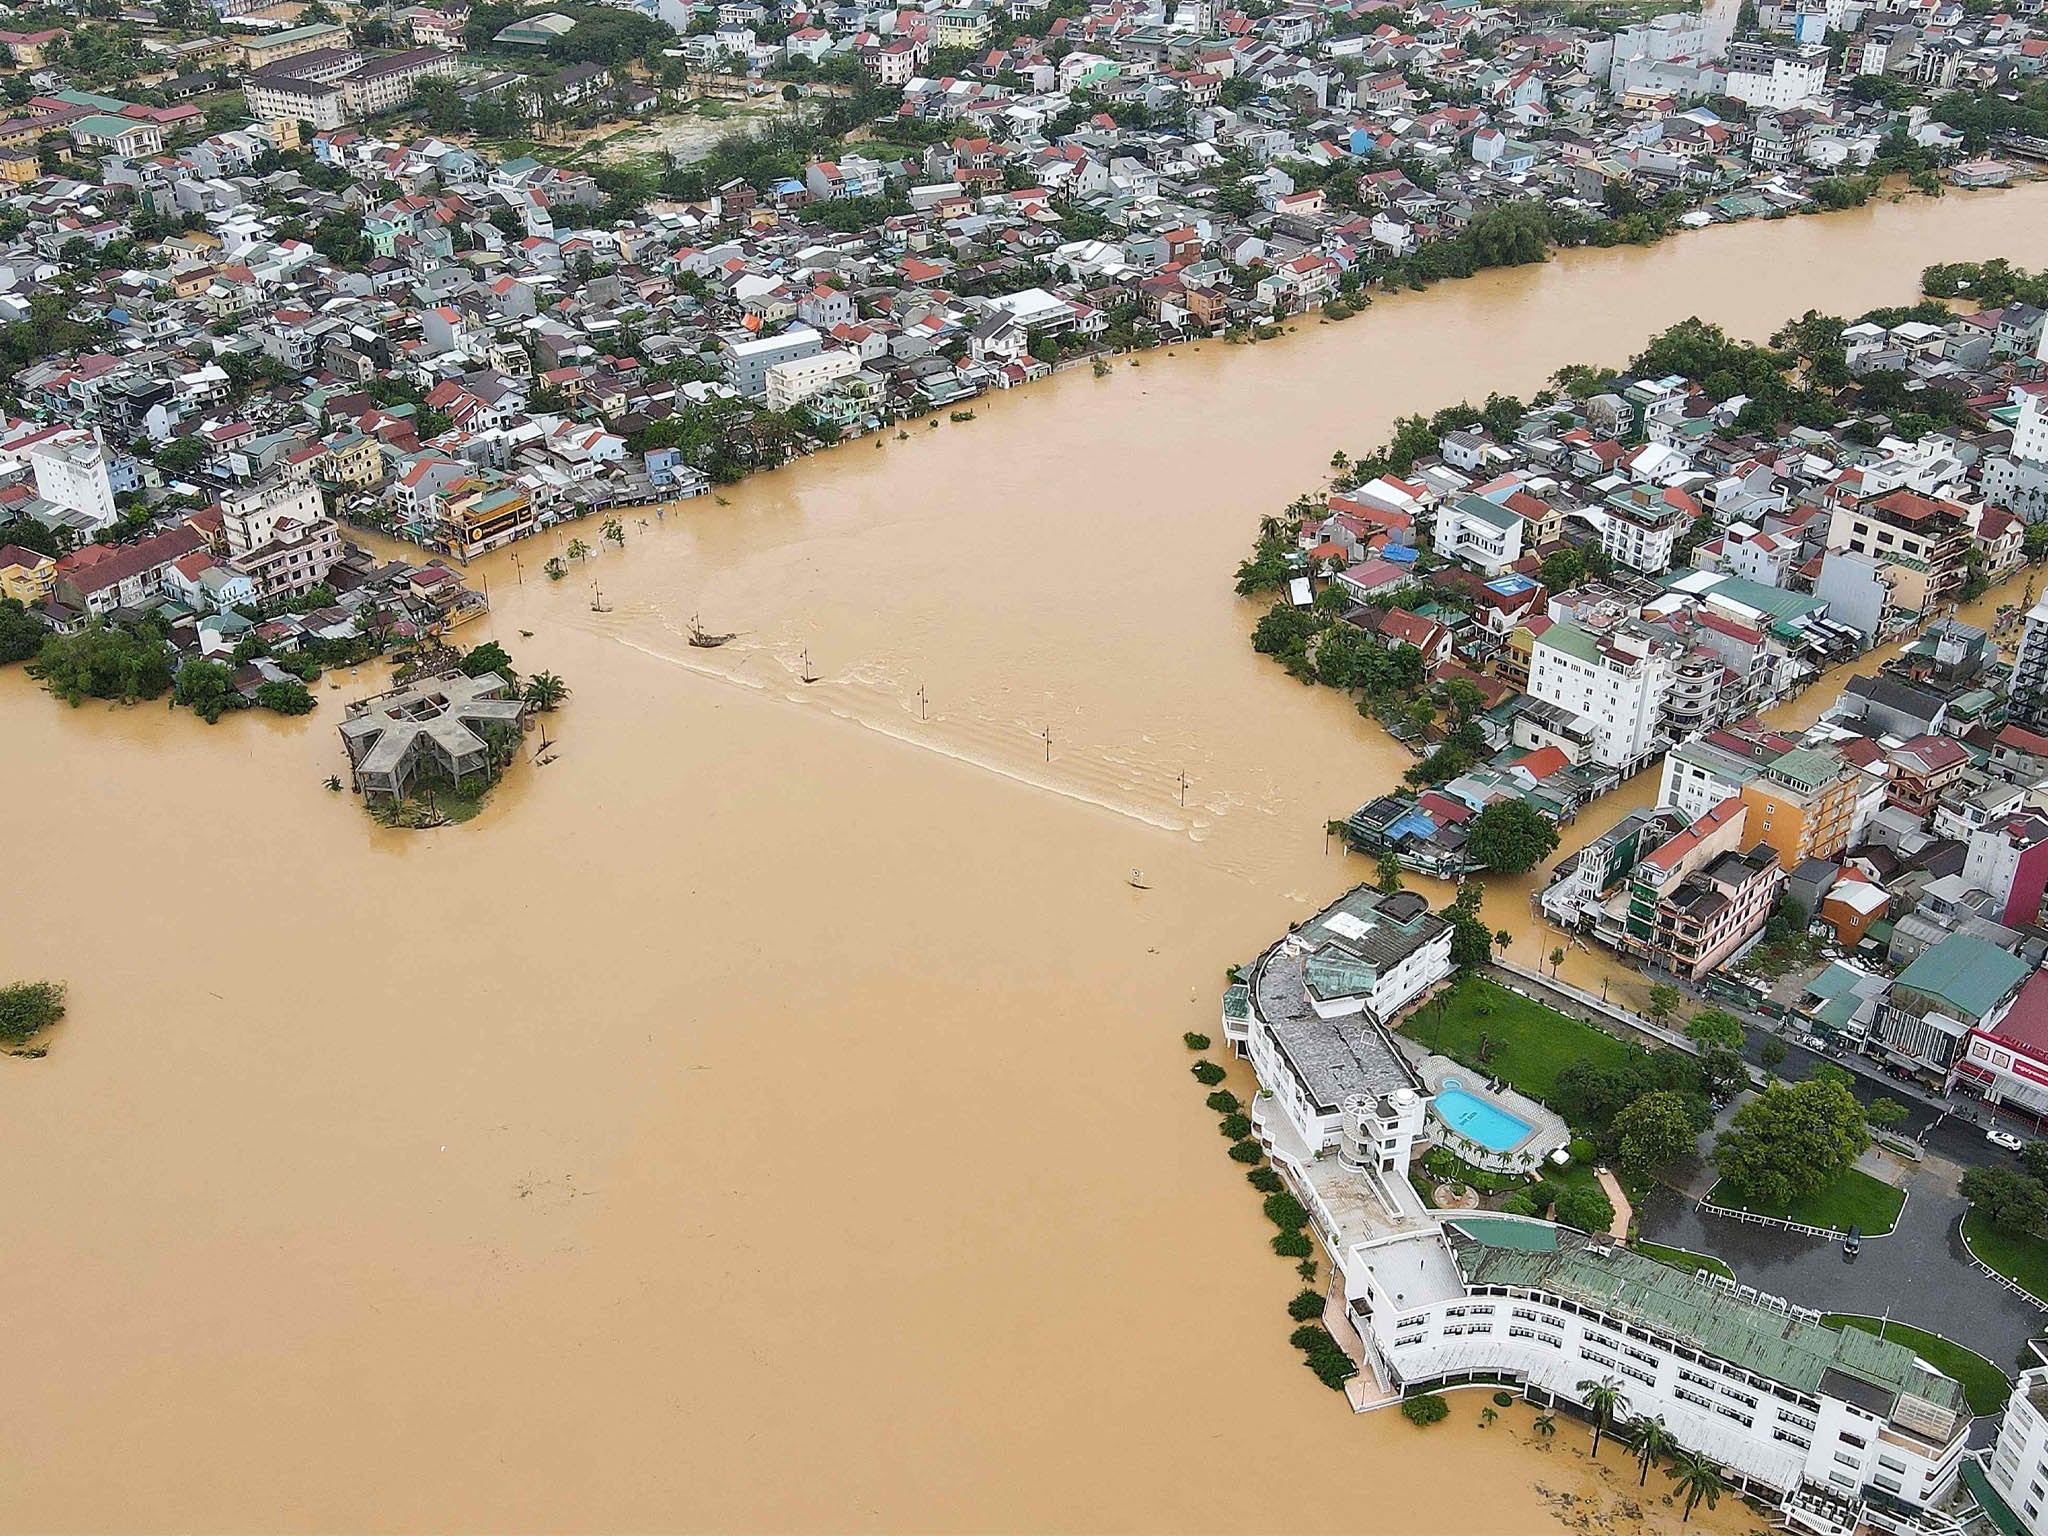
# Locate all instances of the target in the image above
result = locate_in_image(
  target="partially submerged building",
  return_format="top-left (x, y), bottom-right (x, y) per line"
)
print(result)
top-left (337, 670), bottom-right (528, 803)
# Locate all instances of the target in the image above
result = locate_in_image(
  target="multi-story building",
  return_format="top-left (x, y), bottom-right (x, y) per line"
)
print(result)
top-left (240, 21), bottom-right (350, 69)
top-left (1949, 971), bottom-right (2048, 1118)
top-left (1980, 1367), bottom-right (2048, 1536)
top-left (0, 542), bottom-right (55, 605)
top-left (1826, 490), bottom-right (1972, 623)
top-left (1737, 745), bottom-right (1859, 868)
top-left (1347, 1216), bottom-right (1970, 1533)
top-left (245, 46), bottom-right (455, 127)
top-left (764, 348), bottom-right (861, 412)
top-left (223, 476), bottom-right (341, 602)
top-left (2012, 593), bottom-right (2048, 727)
top-left (50, 525), bottom-right (206, 617)
top-left (1595, 483), bottom-right (1690, 574)
top-left (1230, 884), bottom-right (1451, 1173)
top-left (1525, 620), bottom-right (1674, 773)
top-left (1431, 492), bottom-right (1524, 575)
top-left (1963, 814), bottom-right (2048, 931)
top-left (720, 326), bottom-right (824, 400)
top-left (1724, 42), bottom-right (1831, 109)
top-left (27, 429), bottom-right (119, 532)
top-left (437, 478), bottom-right (536, 560)
top-left (1657, 731), bottom-right (1772, 823)
top-left (1873, 932), bottom-right (2031, 1079)
top-left (1598, 796), bottom-right (1782, 978)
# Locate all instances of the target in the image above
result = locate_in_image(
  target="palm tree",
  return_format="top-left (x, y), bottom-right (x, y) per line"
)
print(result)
top-left (1549, 946), bottom-right (1566, 976)
top-left (566, 538), bottom-right (590, 562)
top-left (1479, 1406), bottom-right (1498, 1428)
top-left (1666, 1450), bottom-right (1727, 1523)
top-left (1533, 1412), bottom-right (1557, 1447)
top-left (1627, 1414), bottom-right (1677, 1486)
top-left (1576, 1377), bottom-right (1629, 1461)
top-left (523, 671), bottom-right (570, 712)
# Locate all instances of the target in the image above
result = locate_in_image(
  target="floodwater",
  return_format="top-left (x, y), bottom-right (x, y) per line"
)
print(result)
top-left (5, 187), bottom-right (2045, 1534)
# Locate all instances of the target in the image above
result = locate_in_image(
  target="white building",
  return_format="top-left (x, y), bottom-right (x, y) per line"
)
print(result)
top-left (1229, 884), bottom-right (1452, 1173)
top-left (2013, 593), bottom-right (2048, 727)
top-left (1724, 42), bottom-right (1830, 109)
top-left (222, 476), bottom-right (341, 601)
top-left (765, 347), bottom-right (861, 411)
top-left (720, 326), bottom-right (824, 399)
top-left (1432, 492), bottom-right (1524, 575)
top-left (1526, 620), bottom-right (1674, 773)
top-left (28, 429), bottom-right (120, 532)
top-left (1984, 1368), bottom-right (2048, 1535)
top-left (1657, 733), bottom-right (1764, 822)
top-left (1345, 1216), bottom-right (1971, 1535)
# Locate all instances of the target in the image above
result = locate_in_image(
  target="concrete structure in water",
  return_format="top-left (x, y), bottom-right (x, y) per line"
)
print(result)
top-left (338, 671), bottom-right (528, 804)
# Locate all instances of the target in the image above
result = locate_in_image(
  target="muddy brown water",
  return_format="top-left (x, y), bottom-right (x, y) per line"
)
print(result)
top-left (6, 186), bottom-right (2045, 1532)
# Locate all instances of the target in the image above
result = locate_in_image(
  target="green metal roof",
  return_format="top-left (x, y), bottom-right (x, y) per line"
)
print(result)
top-left (1536, 619), bottom-right (1602, 665)
top-left (1961, 1460), bottom-right (2025, 1536)
top-left (1453, 492), bottom-right (1520, 532)
top-left (1893, 935), bottom-right (2031, 1023)
top-left (1304, 949), bottom-right (1378, 1000)
top-left (1445, 1221), bottom-right (1966, 1418)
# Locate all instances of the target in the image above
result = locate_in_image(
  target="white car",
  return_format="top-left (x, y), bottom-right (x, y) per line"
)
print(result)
top-left (1988, 1129), bottom-right (2026, 1153)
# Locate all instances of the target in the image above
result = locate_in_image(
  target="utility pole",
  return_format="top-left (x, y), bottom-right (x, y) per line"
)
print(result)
top-left (1178, 768), bottom-right (1188, 807)
top-left (1042, 725), bottom-right (1051, 763)
top-left (918, 683), bottom-right (927, 721)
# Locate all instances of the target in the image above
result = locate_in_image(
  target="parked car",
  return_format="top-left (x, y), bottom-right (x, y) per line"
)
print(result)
top-left (1988, 1128), bottom-right (2026, 1153)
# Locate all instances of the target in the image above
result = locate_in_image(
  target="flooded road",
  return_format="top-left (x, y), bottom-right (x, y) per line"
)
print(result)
top-left (4, 186), bottom-right (2045, 1533)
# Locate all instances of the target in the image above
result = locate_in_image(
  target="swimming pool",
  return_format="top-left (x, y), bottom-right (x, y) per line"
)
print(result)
top-left (1434, 1079), bottom-right (1533, 1154)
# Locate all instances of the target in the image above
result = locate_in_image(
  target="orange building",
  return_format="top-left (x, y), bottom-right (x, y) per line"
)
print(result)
top-left (1737, 745), bottom-right (1859, 869)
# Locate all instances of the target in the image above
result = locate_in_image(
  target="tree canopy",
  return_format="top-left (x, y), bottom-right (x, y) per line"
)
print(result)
top-left (1465, 799), bottom-right (1560, 874)
top-left (1710, 1077), bottom-right (1868, 1210)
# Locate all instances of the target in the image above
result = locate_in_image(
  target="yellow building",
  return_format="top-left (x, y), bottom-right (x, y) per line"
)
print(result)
top-left (321, 432), bottom-right (383, 486)
top-left (439, 479), bottom-right (535, 560)
top-left (0, 542), bottom-right (56, 605)
top-left (1737, 745), bottom-right (1859, 869)
top-left (238, 21), bottom-right (348, 69)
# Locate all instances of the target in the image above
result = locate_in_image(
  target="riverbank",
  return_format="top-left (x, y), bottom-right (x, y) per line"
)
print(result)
top-left (3, 186), bottom-right (2042, 1532)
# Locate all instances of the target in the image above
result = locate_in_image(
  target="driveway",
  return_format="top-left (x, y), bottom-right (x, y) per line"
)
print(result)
top-left (1635, 1150), bottom-right (2044, 1369)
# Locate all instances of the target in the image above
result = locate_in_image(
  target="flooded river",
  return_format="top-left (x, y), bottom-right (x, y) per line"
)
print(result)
top-left (5, 186), bottom-right (2046, 1533)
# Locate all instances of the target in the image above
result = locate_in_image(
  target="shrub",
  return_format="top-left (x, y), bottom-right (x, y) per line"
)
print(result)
top-left (1402, 1394), bottom-right (1450, 1427)
top-left (1290, 1323), bottom-right (1357, 1389)
top-left (1526, 1179), bottom-right (1559, 1214)
top-left (1272, 1228), bottom-right (1314, 1258)
top-left (1567, 1137), bottom-right (1596, 1163)
top-left (0, 980), bottom-right (66, 1044)
top-left (1219, 1112), bottom-right (1253, 1140)
top-left (1247, 1167), bottom-right (1285, 1193)
top-left (1493, 1391), bottom-right (1514, 1408)
top-left (1555, 1184), bottom-right (1617, 1234)
top-left (1191, 1060), bottom-right (1226, 1085)
top-left (1183, 1032), bottom-right (1211, 1050)
top-left (1228, 1139), bottom-right (1264, 1165)
top-left (1499, 1193), bottom-right (1539, 1216)
top-left (1263, 1191), bottom-right (1310, 1230)
top-left (1205, 1089), bottom-right (1240, 1115)
top-left (255, 679), bottom-right (316, 716)
top-left (1288, 1289), bottom-right (1325, 1321)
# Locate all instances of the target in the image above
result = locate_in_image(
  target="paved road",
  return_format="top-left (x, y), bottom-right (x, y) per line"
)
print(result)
top-left (1637, 960), bottom-right (2039, 1175)
top-left (1636, 1155), bottom-right (2044, 1371)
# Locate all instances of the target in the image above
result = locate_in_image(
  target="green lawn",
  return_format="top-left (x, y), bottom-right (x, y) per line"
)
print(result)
top-left (1707, 1167), bottom-right (1904, 1235)
top-left (1402, 977), bottom-right (1636, 1106)
top-left (1822, 1315), bottom-right (2010, 1415)
top-left (1632, 1240), bottom-right (1734, 1280)
top-left (1963, 1209), bottom-right (2048, 1307)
